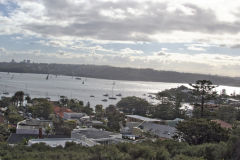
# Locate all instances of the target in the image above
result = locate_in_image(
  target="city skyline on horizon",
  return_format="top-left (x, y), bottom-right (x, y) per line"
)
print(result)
top-left (0, 0), bottom-right (240, 77)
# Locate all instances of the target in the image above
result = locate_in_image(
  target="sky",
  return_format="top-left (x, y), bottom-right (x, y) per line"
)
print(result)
top-left (0, 0), bottom-right (240, 77)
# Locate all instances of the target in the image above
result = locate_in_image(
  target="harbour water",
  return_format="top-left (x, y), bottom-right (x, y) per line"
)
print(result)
top-left (0, 72), bottom-right (240, 108)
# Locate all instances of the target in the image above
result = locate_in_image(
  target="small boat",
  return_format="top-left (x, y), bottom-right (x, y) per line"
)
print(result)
top-left (90, 95), bottom-right (95, 98)
top-left (116, 93), bottom-right (122, 97)
top-left (103, 94), bottom-right (109, 97)
top-left (102, 99), bottom-right (108, 102)
top-left (3, 92), bottom-right (9, 95)
top-left (75, 77), bottom-right (81, 80)
top-left (109, 97), bottom-right (117, 100)
top-left (108, 81), bottom-right (116, 100)
top-left (46, 74), bottom-right (49, 80)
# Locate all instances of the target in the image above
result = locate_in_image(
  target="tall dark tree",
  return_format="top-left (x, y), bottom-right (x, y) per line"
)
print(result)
top-left (189, 80), bottom-right (217, 117)
top-left (14, 91), bottom-right (25, 106)
top-left (116, 96), bottom-right (150, 116)
top-left (95, 105), bottom-right (104, 121)
top-left (106, 105), bottom-right (125, 131)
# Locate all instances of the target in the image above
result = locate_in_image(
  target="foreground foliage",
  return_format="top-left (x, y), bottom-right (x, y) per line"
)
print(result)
top-left (0, 138), bottom-right (238, 160)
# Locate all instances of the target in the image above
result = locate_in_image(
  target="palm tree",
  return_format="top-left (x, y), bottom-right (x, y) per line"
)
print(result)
top-left (11, 95), bottom-right (17, 107)
top-left (14, 91), bottom-right (25, 107)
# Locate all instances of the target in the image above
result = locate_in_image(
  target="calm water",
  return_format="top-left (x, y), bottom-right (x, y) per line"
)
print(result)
top-left (0, 72), bottom-right (240, 108)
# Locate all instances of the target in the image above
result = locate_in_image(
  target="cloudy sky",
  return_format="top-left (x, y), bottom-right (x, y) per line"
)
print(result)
top-left (0, 0), bottom-right (240, 77)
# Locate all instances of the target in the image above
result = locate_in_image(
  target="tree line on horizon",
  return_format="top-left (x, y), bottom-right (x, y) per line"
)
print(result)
top-left (0, 61), bottom-right (239, 86)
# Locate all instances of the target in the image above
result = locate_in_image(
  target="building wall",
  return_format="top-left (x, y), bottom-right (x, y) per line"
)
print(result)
top-left (16, 128), bottom-right (46, 135)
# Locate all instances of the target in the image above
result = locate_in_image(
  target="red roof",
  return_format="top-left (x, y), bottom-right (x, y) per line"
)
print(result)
top-left (54, 106), bottom-right (73, 118)
top-left (211, 119), bottom-right (232, 129)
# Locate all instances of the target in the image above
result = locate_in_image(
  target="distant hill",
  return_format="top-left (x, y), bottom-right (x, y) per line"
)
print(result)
top-left (0, 62), bottom-right (239, 86)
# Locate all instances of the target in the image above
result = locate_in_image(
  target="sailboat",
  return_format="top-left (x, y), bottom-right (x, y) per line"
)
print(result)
top-left (46, 74), bottom-right (49, 80)
top-left (109, 81), bottom-right (117, 100)
top-left (116, 93), bottom-right (122, 97)
top-left (103, 94), bottom-right (109, 97)
top-left (102, 99), bottom-right (108, 102)
top-left (2, 85), bottom-right (9, 95)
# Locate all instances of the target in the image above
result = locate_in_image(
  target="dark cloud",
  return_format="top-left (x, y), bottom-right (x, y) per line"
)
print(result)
top-left (230, 44), bottom-right (240, 48)
top-left (18, 0), bottom-right (240, 42)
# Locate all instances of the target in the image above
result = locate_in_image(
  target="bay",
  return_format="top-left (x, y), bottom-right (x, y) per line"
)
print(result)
top-left (0, 72), bottom-right (239, 108)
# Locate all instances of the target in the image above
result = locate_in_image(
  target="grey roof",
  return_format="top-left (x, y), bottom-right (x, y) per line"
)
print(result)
top-left (7, 133), bottom-right (70, 144)
top-left (73, 128), bottom-right (116, 139)
top-left (18, 119), bottom-right (52, 126)
top-left (7, 133), bottom-right (38, 144)
top-left (29, 138), bottom-right (76, 142)
top-left (126, 115), bottom-right (161, 122)
top-left (141, 122), bottom-right (176, 139)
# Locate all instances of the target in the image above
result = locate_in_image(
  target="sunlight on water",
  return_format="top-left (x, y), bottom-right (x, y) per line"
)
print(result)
top-left (0, 72), bottom-right (240, 108)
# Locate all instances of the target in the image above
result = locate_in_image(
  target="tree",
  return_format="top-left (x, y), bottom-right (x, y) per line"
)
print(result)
top-left (25, 95), bottom-right (31, 103)
top-left (106, 105), bottom-right (125, 131)
top-left (63, 120), bottom-right (77, 136)
top-left (189, 80), bottom-right (217, 117)
top-left (0, 124), bottom-right (10, 142)
top-left (5, 105), bottom-right (23, 124)
top-left (14, 91), bottom-right (25, 107)
top-left (217, 106), bottom-right (237, 123)
top-left (68, 99), bottom-right (84, 112)
top-left (174, 93), bottom-right (185, 118)
top-left (29, 99), bottom-right (53, 119)
top-left (59, 96), bottom-right (68, 107)
top-left (117, 96), bottom-right (150, 116)
top-left (174, 119), bottom-right (229, 145)
top-left (153, 103), bottom-right (175, 120)
top-left (82, 102), bottom-right (93, 115)
top-left (0, 97), bottom-right (11, 108)
top-left (95, 105), bottom-right (105, 121)
top-left (157, 92), bottom-right (171, 104)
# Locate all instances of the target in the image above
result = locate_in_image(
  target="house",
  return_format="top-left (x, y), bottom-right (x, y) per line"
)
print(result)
top-left (54, 106), bottom-right (73, 118)
top-left (80, 119), bottom-right (104, 128)
top-left (7, 134), bottom-right (69, 145)
top-left (63, 112), bottom-right (85, 120)
top-left (140, 122), bottom-right (176, 139)
top-left (211, 119), bottom-right (232, 129)
top-left (16, 119), bottom-right (53, 135)
top-left (28, 138), bottom-right (86, 147)
top-left (71, 128), bottom-right (122, 146)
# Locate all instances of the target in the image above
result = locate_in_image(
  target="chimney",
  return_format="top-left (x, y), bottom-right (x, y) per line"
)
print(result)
top-left (39, 128), bottom-right (43, 139)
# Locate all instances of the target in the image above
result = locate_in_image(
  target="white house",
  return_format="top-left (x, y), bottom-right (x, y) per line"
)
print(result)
top-left (63, 112), bottom-right (85, 120)
top-left (28, 138), bottom-right (87, 147)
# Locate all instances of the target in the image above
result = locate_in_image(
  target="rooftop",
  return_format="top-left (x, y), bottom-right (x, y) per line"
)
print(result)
top-left (54, 106), bottom-right (73, 118)
top-left (18, 119), bottom-right (52, 126)
top-left (141, 122), bottom-right (176, 139)
top-left (7, 133), bottom-right (70, 144)
top-left (72, 128), bottom-right (118, 139)
top-left (126, 115), bottom-right (161, 122)
top-left (211, 119), bottom-right (232, 129)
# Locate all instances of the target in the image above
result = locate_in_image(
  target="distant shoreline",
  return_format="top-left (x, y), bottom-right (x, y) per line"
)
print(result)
top-left (0, 61), bottom-right (239, 87)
